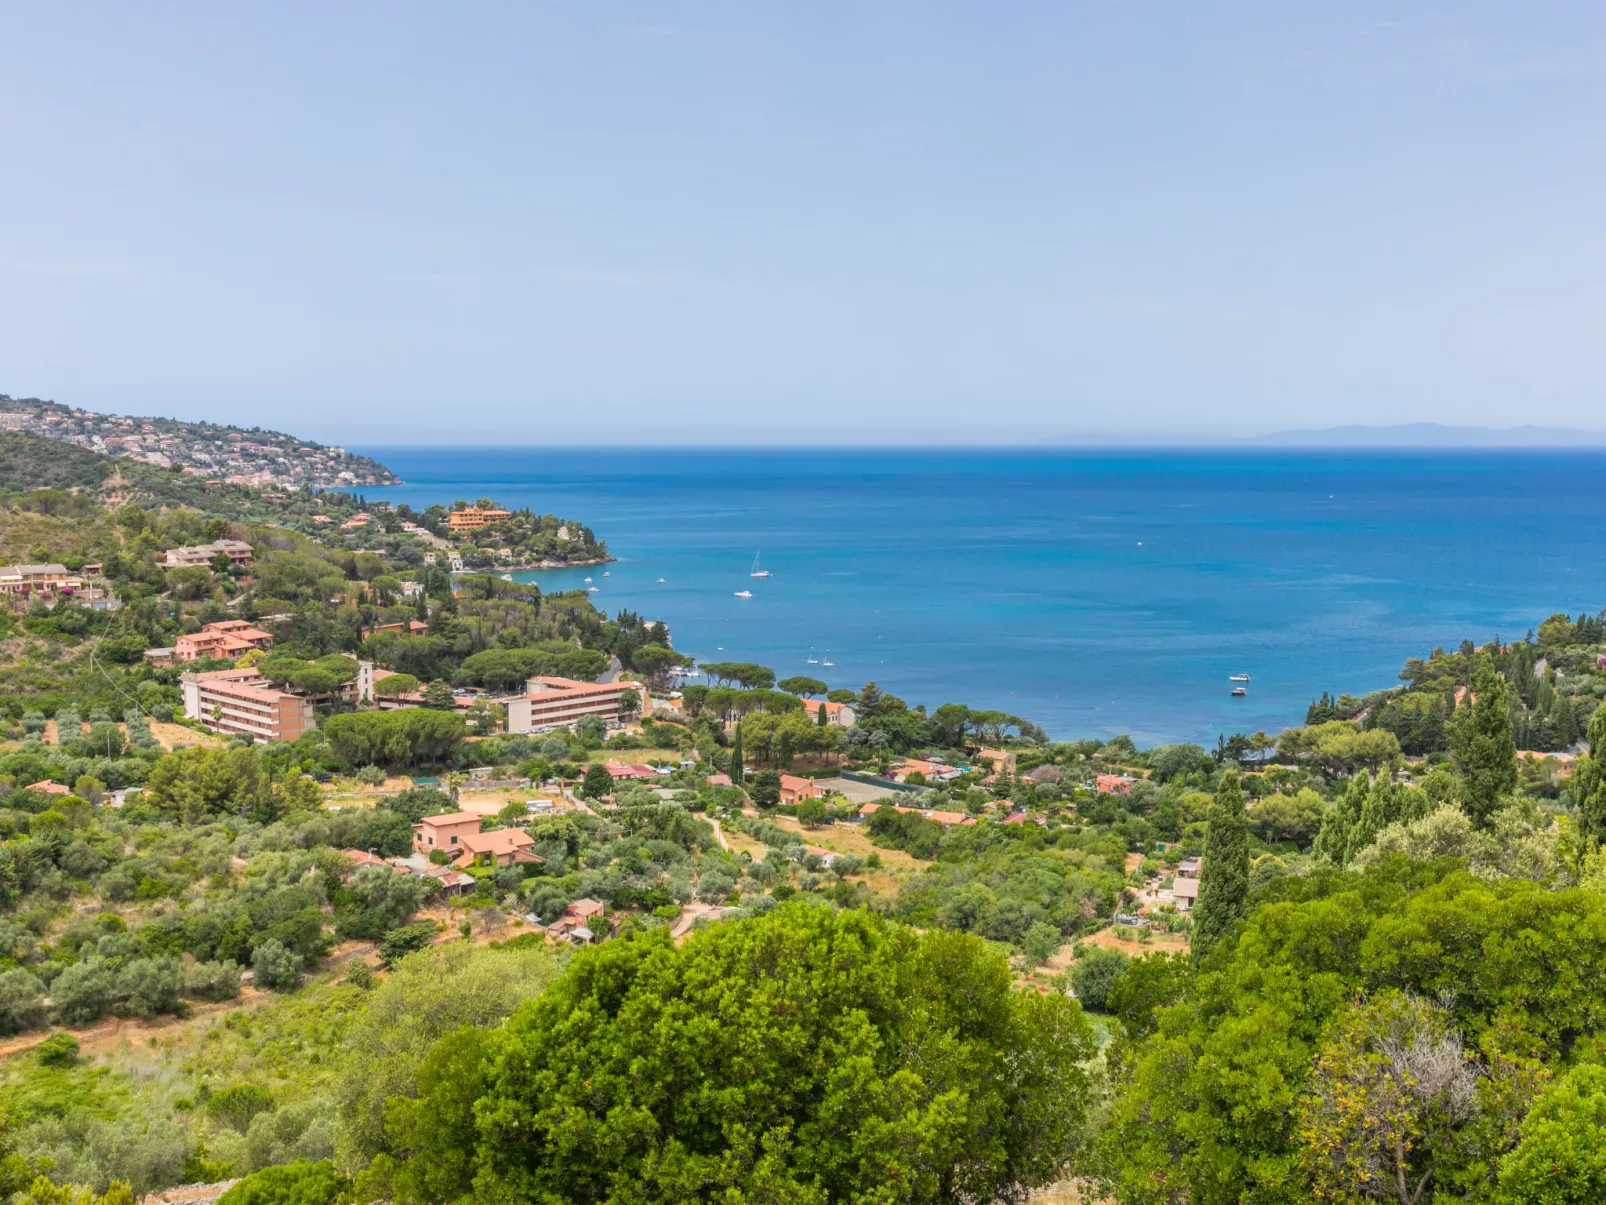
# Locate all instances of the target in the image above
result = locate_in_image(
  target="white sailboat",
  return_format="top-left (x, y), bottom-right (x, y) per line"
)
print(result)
top-left (749, 553), bottom-right (771, 579)
top-left (806, 648), bottom-right (819, 664)
top-left (821, 651), bottom-right (834, 666)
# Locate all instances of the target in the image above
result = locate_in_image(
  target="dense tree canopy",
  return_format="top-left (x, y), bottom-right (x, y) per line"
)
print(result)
top-left (383, 904), bottom-right (1095, 1205)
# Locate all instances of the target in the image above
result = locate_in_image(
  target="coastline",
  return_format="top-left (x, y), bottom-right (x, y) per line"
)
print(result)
top-left (462, 554), bottom-right (615, 572)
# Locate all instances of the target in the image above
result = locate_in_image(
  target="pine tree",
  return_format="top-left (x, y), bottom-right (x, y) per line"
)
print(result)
top-left (729, 727), bottom-right (744, 786)
top-left (1447, 657), bottom-right (1518, 827)
top-left (1192, 770), bottom-right (1250, 961)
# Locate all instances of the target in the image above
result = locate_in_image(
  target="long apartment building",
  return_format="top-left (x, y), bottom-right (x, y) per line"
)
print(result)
top-left (181, 667), bottom-right (316, 743)
top-left (505, 675), bottom-right (629, 733)
top-left (446, 506), bottom-right (513, 531)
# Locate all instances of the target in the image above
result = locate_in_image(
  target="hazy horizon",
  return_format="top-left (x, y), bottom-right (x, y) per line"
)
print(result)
top-left (4, 3), bottom-right (1605, 446)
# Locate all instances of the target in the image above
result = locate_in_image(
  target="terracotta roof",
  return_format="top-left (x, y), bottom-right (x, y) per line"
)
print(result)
top-left (416, 811), bottom-right (481, 827)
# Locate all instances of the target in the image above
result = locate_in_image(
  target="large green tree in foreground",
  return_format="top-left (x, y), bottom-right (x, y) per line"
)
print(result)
top-left (382, 904), bottom-right (1094, 1204)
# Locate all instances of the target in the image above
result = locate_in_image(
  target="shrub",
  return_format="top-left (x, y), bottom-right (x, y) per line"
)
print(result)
top-left (216, 1159), bottom-right (346, 1205)
top-left (251, 939), bottom-right (302, 992)
top-left (0, 967), bottom-right (47, 1034)
top-left (52, 957), bottom-right (117, 1024)
top-left (208, 1083), bottom-right (276, 1134)
top-left (377, 922), bottom-right (436, 968)
top-left (183, 960), bottom-right (242, 1002)
top-left (353, 765), bottom-right (387, 787)
top-left (35, 1031), bottom-right (80, 1068)
top-left (116, 956), bottom-right (184, 1019)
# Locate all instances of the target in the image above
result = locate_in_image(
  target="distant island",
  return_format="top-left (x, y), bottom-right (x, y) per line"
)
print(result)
top-left (1245, 421), bottom-right (1606, 447)
top-left (0, 393), bottom-right (402, 487)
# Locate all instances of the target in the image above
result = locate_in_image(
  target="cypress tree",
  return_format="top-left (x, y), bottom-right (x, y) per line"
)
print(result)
top-left (729, 727), bottom-right (744, 786)
top-left (1348, 775), bottom-right (1405, 859)
top-left (1574, 706), bottom-right (1606, 847)
top-left (1313, 773), bottom-right (1368, 865)
top-left (1448, 657), bottom-right (1518, 827)
top-left (1192, 770), bottom-right (1250, 961)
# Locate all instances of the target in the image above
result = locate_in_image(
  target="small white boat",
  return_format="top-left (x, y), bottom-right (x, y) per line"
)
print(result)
top-left (735, 590), bottom-right (753, 599)
top-left (806, 649), bottom-right (818, 664)
top-left (1231, 686), bottom-right (1247, 697)
top-left (749, 553), bottom-right (771, 579)
top-left (500, 573), bottom-right (512, 581)
top-left (587, 586), bottom-right (600, 593)
top-left (584, 577), bottom-right (592, 583)
top-left (1229, 673), bottom-right (1250, 682)
top-left (822, 651), bottom-right (834, 666)
top-left (656, 577), bottom-right (666, 584)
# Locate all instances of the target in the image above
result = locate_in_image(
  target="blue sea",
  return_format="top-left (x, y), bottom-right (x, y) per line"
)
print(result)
top-left (354, 448), bottom-right (1606, 746)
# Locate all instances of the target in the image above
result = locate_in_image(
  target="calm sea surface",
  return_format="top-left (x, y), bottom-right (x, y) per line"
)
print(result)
top-left (354, 448), bottom-right (1606, 745)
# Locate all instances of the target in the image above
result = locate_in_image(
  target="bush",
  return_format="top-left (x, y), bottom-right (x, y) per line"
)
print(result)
top-left (0, 967), bottom-right (47, 1034)
top-left (216, 1159), bottom-right (346, 1205)
top-left (353, 765), bottom-right (387, 787)
top-left (208, 1083), bottom-right (276, 1133)
top-left (35, 1031), bottom-right (80, 1067)
top-left (183, 960), bottom-right (242, 1002)
top-left (251, 939), bottom-right (302, 992)
top-left (377, 922), bottom-right (436, 968)
top-left (116, 956), bottom-right (184, 1019)
top-left (1070, 946), bottom-right (1129, 1011)
top-left (52, 957), bottom-right (117, 1024)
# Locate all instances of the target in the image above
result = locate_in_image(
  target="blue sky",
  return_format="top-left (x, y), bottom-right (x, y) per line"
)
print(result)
top-left (2, 3), bottom-right (1604, 444)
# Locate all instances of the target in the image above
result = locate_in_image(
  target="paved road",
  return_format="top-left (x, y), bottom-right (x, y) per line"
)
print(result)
top-left (708, 817), bottom-right (730, 851)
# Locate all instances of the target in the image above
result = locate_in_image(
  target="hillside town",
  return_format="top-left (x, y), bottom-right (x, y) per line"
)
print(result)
top-left (0, 394), bottom-right (399, 487)
top-left (0, 435), bottom-right (1603, 1204)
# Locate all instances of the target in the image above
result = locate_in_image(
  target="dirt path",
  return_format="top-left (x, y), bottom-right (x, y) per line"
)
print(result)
top-left (0, 989), bottom-right (274, 1060)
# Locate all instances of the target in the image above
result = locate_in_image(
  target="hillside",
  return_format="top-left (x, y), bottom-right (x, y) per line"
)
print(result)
top-left (0, 393), bottom-right (400, 487)
top-left (0, 432), bottom-right (608, 566)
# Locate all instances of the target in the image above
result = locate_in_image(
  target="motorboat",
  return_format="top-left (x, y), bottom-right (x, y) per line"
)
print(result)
top-left (735, 590), bottom-right (753, 599)
top-left (1229, 673), bottom-right (1250, 682)
top-left (657, 577), bottom-right (666, 583)
top-left (1231, 686), bottom-right (1247, 696)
